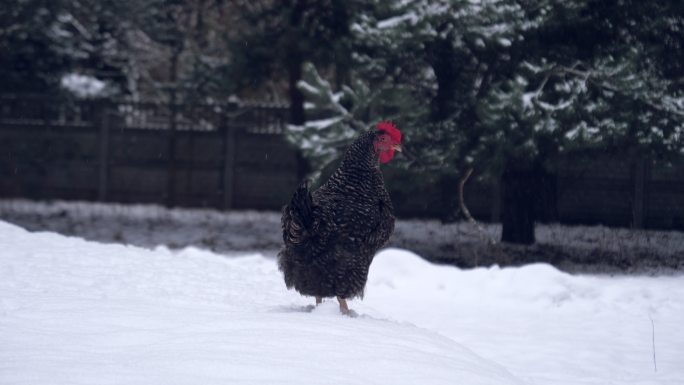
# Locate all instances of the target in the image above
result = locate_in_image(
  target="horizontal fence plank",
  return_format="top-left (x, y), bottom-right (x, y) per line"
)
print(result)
top-left (109, 167), bottom-right (168, 194)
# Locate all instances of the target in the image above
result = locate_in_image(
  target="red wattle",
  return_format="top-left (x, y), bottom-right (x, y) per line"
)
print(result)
top-left (378, 149), bottom-right (394, 163)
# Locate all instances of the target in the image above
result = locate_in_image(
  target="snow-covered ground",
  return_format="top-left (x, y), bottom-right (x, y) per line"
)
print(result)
top-left (2, 217), bottom-right (683, 385)
top-left (368, 252), bottom-right (684, 385)
top-left (0, 221), bottom-right (519, 385)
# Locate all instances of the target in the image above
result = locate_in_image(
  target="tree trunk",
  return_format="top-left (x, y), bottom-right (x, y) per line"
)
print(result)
top-left (535, 165), bottom-right (559, 223)
top-left (500, 162), bottom-right (537, 245)
top-left (287, 1), bottom-right (305, 126)
top-left (427, 36), bottom-right (458, 121)
top-left (287, 54), bottom-right (305, 125)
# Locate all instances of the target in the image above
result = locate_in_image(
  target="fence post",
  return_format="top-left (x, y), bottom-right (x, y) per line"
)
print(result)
top-left (632, 156), bottom-right (649, 229)
top-left (97, 104), bottom-right (110, 201)
top-left (490, 180), bottom-right (501, 222)
top-left (222, 116), bottom-right (237, 210)
top-left (165, 103), bottom-right (178, 208)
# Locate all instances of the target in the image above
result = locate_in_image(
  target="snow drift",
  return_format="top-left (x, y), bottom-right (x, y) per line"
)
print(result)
top-left (0, 221), bottom-right (521, 385)
top-left (2, 219), bottom-right (683, 385)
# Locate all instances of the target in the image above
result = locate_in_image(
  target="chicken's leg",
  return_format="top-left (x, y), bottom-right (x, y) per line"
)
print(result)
top-left (337, 296), bottom-right (350, 315)
top-left (315, 296), bottom-right (322, 306)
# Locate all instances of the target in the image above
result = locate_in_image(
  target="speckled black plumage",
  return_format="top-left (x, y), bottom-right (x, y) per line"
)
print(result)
top-left (278, 130), bottom-right (395, 299)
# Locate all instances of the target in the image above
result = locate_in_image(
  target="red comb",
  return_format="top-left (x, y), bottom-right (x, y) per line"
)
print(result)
top-left (376, 121), bottom-right (401, 143)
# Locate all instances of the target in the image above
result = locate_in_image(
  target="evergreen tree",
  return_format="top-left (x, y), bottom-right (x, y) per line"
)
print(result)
top-left (227, 0), bottom-right (356, 124)
top-left (1, 0), bottom-right (74, 93)
top-left (476, 1), bottom-right (683, 242)
top-left (289, 0), bottom-right (684, 244)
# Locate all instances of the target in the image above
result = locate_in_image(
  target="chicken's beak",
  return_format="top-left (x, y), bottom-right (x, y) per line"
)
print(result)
top-left (392, 143), bottom-right (402, 152)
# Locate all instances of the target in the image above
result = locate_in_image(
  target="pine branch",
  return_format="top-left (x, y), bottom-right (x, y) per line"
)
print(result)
top-left (535, 64), bottom-right (684, 118)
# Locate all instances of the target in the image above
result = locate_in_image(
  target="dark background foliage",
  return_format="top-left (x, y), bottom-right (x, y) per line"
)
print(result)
top-left (1, 0), bottom-right (682, 245)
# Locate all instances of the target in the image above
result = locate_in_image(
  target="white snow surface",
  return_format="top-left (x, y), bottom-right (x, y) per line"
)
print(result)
top-left (1, 220), bottom-right (683, 385)
top-left (0, 221), bottom-right (520, 385)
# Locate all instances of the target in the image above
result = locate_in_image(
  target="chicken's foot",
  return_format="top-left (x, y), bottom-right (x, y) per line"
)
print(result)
top-left (337, 297), bottom-right (350, 315)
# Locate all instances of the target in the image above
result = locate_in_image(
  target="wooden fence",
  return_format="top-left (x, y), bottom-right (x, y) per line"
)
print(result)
top-left (442, 155), bottom-right (684, 231)
top-left (555, 155), bottom-right (684, 230)
top-left (0, 95), bottom-right (682, 230)
top-left (0, 95), bottom-right (301, 210)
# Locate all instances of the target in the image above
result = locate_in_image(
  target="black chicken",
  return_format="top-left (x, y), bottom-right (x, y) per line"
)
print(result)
top-left (278, 121), bottom-right (402, 315)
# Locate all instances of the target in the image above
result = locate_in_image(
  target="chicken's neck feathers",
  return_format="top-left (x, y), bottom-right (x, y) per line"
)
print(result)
top-left (319, 131), bottom-right (383, 196)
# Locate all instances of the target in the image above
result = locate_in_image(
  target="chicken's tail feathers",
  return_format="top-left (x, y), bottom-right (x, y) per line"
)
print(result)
top-left (281, 179), bottom-right (314, 249)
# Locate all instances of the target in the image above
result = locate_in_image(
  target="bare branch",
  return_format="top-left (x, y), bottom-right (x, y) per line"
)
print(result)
top-left (459, 168), bottom-right (497, 245)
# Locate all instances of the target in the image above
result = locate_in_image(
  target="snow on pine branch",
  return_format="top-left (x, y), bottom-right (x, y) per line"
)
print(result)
top-left (506, 56), bottom-right (684, 152)
top-left (61, 73), bottom-right (109, 98)
top-left (287, 63), bottom-right (370, 177)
